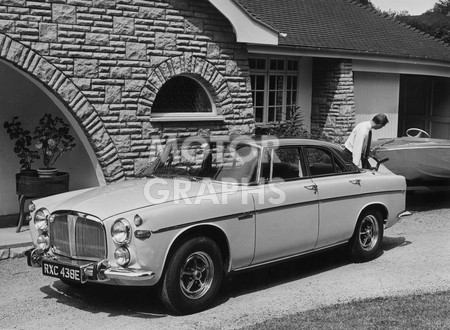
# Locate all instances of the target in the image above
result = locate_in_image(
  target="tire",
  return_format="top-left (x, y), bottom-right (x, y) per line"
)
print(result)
top-left (349, 209), bottom-right (384, 262)
top-left (159, 237), bottom-right (224, 315)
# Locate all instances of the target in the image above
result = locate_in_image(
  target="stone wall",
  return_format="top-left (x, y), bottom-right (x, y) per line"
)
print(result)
top-left (311, 58), bottom-right (355, 144)
top-left (0, 0), bottom-right (254, 181)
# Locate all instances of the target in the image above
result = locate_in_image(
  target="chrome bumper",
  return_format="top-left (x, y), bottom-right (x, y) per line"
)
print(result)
top-left (398, 210), bottom-right (412, 218)
top-left (26, 248), bottom-right (155, 283)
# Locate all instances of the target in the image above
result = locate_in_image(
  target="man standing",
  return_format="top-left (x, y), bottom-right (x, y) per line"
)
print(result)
top-left (344, 113), bottom-right (389, 169)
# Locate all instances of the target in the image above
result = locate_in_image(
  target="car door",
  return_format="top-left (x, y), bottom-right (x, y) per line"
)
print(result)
top-left (304, 146), bottom-right (363, 248)
top-left (251, 146), bottom-right (319, 265)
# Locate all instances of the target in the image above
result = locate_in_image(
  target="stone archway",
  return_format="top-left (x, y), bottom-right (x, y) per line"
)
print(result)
top-left (0, 34), bottom-right (124, 183)
top-left (138, 55), bottom-right (234, 115)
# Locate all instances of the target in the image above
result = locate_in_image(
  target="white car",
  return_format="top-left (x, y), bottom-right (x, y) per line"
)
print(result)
top-left (26, 136), bottom-right (409, 314)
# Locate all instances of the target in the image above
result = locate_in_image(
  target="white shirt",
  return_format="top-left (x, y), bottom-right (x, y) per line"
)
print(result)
top-left (344, 121), bottom-right (372, 168)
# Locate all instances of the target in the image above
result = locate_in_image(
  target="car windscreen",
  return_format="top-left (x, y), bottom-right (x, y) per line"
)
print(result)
top-left (149, 138), bottom-right (260, 184)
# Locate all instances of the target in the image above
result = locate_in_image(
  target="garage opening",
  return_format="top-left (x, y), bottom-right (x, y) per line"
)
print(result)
top-left (399, 75), bottom-right (450, 139)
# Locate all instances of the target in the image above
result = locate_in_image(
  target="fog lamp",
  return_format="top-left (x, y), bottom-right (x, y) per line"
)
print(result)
top-left (114, 247), bottom-right (130, 267)
top-left (111, 218), bottom-right (131, 244)
top-left (34, 208), bottom-right (50, 231)
top-left (37, 234), bottom-right (50, 252)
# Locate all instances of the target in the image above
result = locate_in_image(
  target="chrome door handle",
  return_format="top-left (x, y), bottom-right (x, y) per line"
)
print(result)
top-left (349, 179), bottom-right (361, 186)
top-left (304, 184), bottom-right (318, 194)
top-left (238, 212), bottom-right (253, 221)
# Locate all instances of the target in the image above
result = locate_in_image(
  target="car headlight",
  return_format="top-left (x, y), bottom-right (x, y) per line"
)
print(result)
top-left (34, 208), bottom-right (50, 231)
top-left (111, 218), bottom-right (131, 244)
top-left (114, 247), bottom-right (130, 267)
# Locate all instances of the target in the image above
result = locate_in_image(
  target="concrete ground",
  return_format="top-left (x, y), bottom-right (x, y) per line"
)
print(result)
top-left (0, 214), bottom-right (34, 260)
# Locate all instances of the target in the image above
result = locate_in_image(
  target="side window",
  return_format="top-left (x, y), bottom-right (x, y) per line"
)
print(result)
top-left (306, 147), bottom-right (345, 176)
top-left (261, 147), bottom-right (303, 182)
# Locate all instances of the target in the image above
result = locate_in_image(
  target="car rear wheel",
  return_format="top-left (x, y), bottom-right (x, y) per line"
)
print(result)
top-left (159, 236), bottom-right (223, 315)
top-left (349, 209), bottom-right (384, 262)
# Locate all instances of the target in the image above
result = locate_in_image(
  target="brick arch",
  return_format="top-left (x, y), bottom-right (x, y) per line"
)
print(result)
top-left (0, 34), bottom-right (124, 183)
top-left (138, 55), bottom-right (234, 115)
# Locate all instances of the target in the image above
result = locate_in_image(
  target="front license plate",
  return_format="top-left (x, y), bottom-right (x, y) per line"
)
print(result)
top-left (42, 260), bottom-right (83, 283)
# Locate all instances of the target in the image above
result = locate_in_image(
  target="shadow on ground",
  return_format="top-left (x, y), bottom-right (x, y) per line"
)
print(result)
top-left (41, 281), bottom-right (167, 318)
top-left (39, 232), bottom-right (411, 317)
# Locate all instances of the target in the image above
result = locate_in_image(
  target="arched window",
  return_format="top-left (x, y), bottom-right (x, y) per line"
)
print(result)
top-left (152, 76), bottom-right (212, 113)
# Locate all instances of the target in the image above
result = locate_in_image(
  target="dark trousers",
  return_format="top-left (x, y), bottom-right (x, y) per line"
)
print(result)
top-left (343, 148), bottom-right (353, 163)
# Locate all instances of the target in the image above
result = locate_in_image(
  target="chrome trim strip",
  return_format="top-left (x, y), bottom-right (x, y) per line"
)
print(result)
top-left (152, 212), bottom-right (247, 234)
top-left (318, 189), bottom-right (405, 204)
top-left (52, 210), bottom-right (102, 221)
top-left (256, 200), bottom-right (317, 214)
top-left (233, 241), bottom-right (348, 272)
top-left (379, 145), bottom-right (450, 151)
top-left (152, 190), bottom-right (405, 234)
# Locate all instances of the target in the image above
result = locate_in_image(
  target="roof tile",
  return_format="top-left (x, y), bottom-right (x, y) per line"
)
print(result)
top-left (235, 0), bottom-right (450, 62)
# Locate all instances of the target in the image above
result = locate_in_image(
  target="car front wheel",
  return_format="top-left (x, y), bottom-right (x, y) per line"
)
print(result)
top-left (159, 236), bottom-right (223, 315)
top-left (350, 209), bottom-right (384, 262)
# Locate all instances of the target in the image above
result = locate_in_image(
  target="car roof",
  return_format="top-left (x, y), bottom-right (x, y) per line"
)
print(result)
top-left (174, 135), bottom-right (343, 150)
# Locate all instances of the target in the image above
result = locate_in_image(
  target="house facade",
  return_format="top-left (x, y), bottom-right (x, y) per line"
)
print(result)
top-left (1, 0), bottom-right (450, 215)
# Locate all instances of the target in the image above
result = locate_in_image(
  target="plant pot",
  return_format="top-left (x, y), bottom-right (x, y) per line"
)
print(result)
top-left (37, 168), bottom-right (59, 178)
top-left (16, 172), bottom-right (69, 198)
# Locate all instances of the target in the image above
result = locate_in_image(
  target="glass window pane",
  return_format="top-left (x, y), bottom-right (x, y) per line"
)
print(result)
top-left (256, 75), bottom-right (265, 90)
top-left (287, 60), bottom-right (298, 71)
top-left (271, 147), bottom-right (302, 180)
top-left (257, 58), bottom-right (266, 70)
top-left (153, 76), bottom-right (212, 113)
top-left (249, 58), bottom-right (257, 70)
top-left (306, 148), bottom-right (336, 176)
top-left (268, 107), bottom-right (275, 122)
top-left (269, 91), bottom-right (275, 106)
top-left (276, 106), bottom-right (282, 121)
top-left (255, 107), bottom-right (263, 122)
top-left (269, 75), bottom-right (276, 89)
top-left (270, 59), bottom-right (284, 71)
top-left (255, 91), bottom-right (264, 106)
top-left (269, 59), bottom-right (276, 70)
top-left (249, 58), bottom-right (266, 70)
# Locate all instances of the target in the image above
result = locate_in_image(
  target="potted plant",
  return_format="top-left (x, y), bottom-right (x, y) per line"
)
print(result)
top-left (3, 117), bottom-right (40, 175)
top-left (254, 104), bottom-right (309, 137)
top-left (4, 114), bottom-right (76, 231)
top-left (33, 113), bottom-right (76, 177)
top-left (4, 113), bottom-right (76, 177)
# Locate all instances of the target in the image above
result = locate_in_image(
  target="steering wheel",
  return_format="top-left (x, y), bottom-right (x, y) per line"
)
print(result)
top-left (406, 128), bottom-right (430, 138)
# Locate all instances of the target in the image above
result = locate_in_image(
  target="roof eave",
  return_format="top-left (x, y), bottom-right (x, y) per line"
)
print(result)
top-left (207, 0), bottom-right (280, 45)
top-left (248, 44), bottom-right (450, 69)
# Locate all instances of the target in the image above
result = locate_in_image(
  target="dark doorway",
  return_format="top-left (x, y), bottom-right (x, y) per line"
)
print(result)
top-left (399, 75), bottom-right (450, 139)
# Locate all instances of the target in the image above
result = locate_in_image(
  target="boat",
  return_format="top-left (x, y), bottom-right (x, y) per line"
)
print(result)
top-left (371, 128), bottom-right (450, 190)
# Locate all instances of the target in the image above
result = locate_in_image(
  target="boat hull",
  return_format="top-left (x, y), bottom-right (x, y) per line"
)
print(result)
top-left (372, 137), bottom-right (450, 187)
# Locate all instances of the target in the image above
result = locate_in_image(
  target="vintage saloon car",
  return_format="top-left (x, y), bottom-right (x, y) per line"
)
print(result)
top-left (26, 136), bottom-right (409, 314)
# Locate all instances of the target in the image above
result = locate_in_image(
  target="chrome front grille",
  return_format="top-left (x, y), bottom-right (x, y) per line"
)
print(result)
top-left (50, 212), bottom-right (107, 260)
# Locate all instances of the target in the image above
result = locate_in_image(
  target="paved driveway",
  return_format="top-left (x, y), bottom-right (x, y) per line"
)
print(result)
top-left (0, 192), bottom-right (449, 329)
